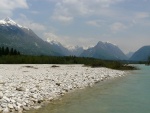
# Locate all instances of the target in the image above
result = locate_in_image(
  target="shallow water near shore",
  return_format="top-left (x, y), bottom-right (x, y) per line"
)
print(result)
top-left (27, 65), bottom-right (150, 113)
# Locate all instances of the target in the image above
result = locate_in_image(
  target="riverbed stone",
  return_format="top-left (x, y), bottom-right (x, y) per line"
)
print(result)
top-left (29, 101), bottom-right (34, 106)
top-left (8, 104), bottom-right (14, 109)
top-left (18, 108), bottom-right (23, 113)
top-left (3, 96), bottom-right (10, 103)
top-left (32, 94), bottom-right (38, 99)
top-left (0, 81), bottom-right (5, 85)
top-left (0, 106), bottom-right (3, 112)
top-left (0, 92), bottom-right (3, 99)
top-left (34, 105), bottom-right (41, 109)
top-left (2, 107), bottom-right (9, 113)
top-left (16, 87), bottom-right (26, 91)
top-left (1, 103), bottom-right (7, 108)
top-left (23, 105), bottom-right (29, 111)
top-left (10, 99), bottom-right (16, 103)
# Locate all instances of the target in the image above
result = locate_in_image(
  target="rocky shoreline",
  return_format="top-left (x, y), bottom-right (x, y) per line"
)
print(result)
top-left (0, 64), bottom-right (125, 113)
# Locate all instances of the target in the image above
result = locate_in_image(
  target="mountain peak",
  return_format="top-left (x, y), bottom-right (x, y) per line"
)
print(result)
top-left (81, 40), bottom-right (127, 60)
top-left (0, 17), bottom-right (29, 30)
top-left (4, 17), bottom-right (13, 22)
top-left (1, 17), bottom-right (17, 25)
top-left (97, 41), bottom-right (104, 45)
top-left (97, 41), bottom-right (117, 46)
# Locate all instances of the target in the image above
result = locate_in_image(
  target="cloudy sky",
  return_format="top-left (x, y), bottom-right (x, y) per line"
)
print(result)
top-left (0, 0), bottom-right (150, 53)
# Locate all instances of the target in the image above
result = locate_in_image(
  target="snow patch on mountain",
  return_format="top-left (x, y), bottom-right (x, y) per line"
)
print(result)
top-left (67, 45), bottom-right (82, 51)
top-left (47, 39), bottom-right (62, 46)
top-left (98, 41), bottom-right (117, 47)
top-left (0, 17), bottom-right (29, 30)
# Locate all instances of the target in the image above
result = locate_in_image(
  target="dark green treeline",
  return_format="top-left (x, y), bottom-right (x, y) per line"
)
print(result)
top-left (0, 55), bottom-right (136, 70)
top-left (0, 46), bottom-right (20, 56)
top-left (0, 47), bottom-right (137, 70)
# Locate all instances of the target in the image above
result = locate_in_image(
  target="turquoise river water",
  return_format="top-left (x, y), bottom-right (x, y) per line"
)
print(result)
top-left (27, 65), bottom-right (150, 113)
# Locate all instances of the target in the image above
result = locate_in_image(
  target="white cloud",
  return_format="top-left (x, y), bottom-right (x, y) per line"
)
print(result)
top-left (132, 12), bottom-right (150, 26)
top-left (30, 11), bottom-right (39, 15)
top-left (0, 0), bottom-right (28, 17)
top-left (16, 14), bottom-right (46, 32)
top-left (86, 20), bottom-right (100, 27)
top-left (135, 12), bottom-right (149, 19)
top-left (51, 0), bottom-right (124, 23)
top-left (110, 22), bottom-right (127, 33)
top-left (44, 32), bottom-right (99, 49)
top-left (51, 2), bottom-right (74, 23)
top-left (28, 23), bottom-right (46, 31)
top-left (52, 15), bottom-right (73, 23)
top-left (44, 32), bottom-right (59, 42)
top-left (44, 32), bottom-right (73, 46)
top-left (86, 20), bottom-right (106, 27)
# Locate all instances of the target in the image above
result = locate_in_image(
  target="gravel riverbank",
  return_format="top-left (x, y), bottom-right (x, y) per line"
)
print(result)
top-left (0, 64), bottom-right (125, 113)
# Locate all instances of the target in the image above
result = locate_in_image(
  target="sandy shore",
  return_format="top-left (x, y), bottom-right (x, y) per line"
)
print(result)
top-left (0, 64), bottom-right (125, 113)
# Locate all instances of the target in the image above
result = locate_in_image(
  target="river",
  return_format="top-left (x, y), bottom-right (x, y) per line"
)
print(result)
top-left (27, 65), bottom-right (150, 113)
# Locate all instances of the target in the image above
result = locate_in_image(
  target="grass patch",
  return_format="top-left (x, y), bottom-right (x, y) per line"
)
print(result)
top-left (84, 60), bottom-right (137, 70)
top-left (51, 65), bottom-right (60, 68)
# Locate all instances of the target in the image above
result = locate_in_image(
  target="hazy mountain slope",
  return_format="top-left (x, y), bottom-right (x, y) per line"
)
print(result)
top-left (80, 41), bottom-right (128, 60)
top-left (67, 46), bottom-right (84, 56)
top-left (130, 46), bottom-right (150, 61)
top-left (0, 17), bottom-right (61, 56)
top-left (126, 52), bottom-right (134, 59)
top-left (48, 40), bottom-right (71, 56)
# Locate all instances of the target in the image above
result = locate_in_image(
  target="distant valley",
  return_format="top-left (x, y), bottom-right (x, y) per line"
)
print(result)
top-left (0, 17), bottom-right (150, 61)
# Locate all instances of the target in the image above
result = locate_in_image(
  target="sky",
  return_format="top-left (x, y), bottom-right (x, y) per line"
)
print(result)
top-left (0, 0), bottom-right (150, 53)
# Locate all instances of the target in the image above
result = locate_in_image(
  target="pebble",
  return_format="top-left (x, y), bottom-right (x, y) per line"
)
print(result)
top-left (32, 94), bottom-right (38, 99)
top-left (2, 107), bottom-right (9, 113)
top-left (0, 64), bottom-right (125, 113)
top-left (33, 106), bottom-right (41, 109)
top-left (10, 99), bottom-right (16, 103)
top-left (0, 92), bottom-right (3, 99)
top-left (0, 81), bottom-right (5, 85)
top-left (0, 106), bottom-right (2, 112)
top-left (1, 103), bottom-right (7, 108)
top-left (3, 96), bottom-right (10, 102)
top-left (8, 104), bottom-right (14, 109)
top-left (29, 101), bottom-right (34, 106)
top-left (0, 86), bottom-right (3, 91)
top-left (16, 87), bottom-right (26, 91)
top-left (23, 106), bottom-right (30, 111)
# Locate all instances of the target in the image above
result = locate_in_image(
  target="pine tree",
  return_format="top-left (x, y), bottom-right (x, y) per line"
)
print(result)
top-left (0, 47), bottom-right (21, 56)
top-left (5, 47), bottom-right (9, 55)
top-left (14, 49), bottom-right (17, 55)
top-left (0, 47), bottom-right (2, 56)
top-left (1, 47), bottom-right (4, 55)
top-left (148, 56), bottom-right (150, 65)
top-left (10, 48), bottom-right (14, 55)
top-left (17, 51), bottom-right (20, 55)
